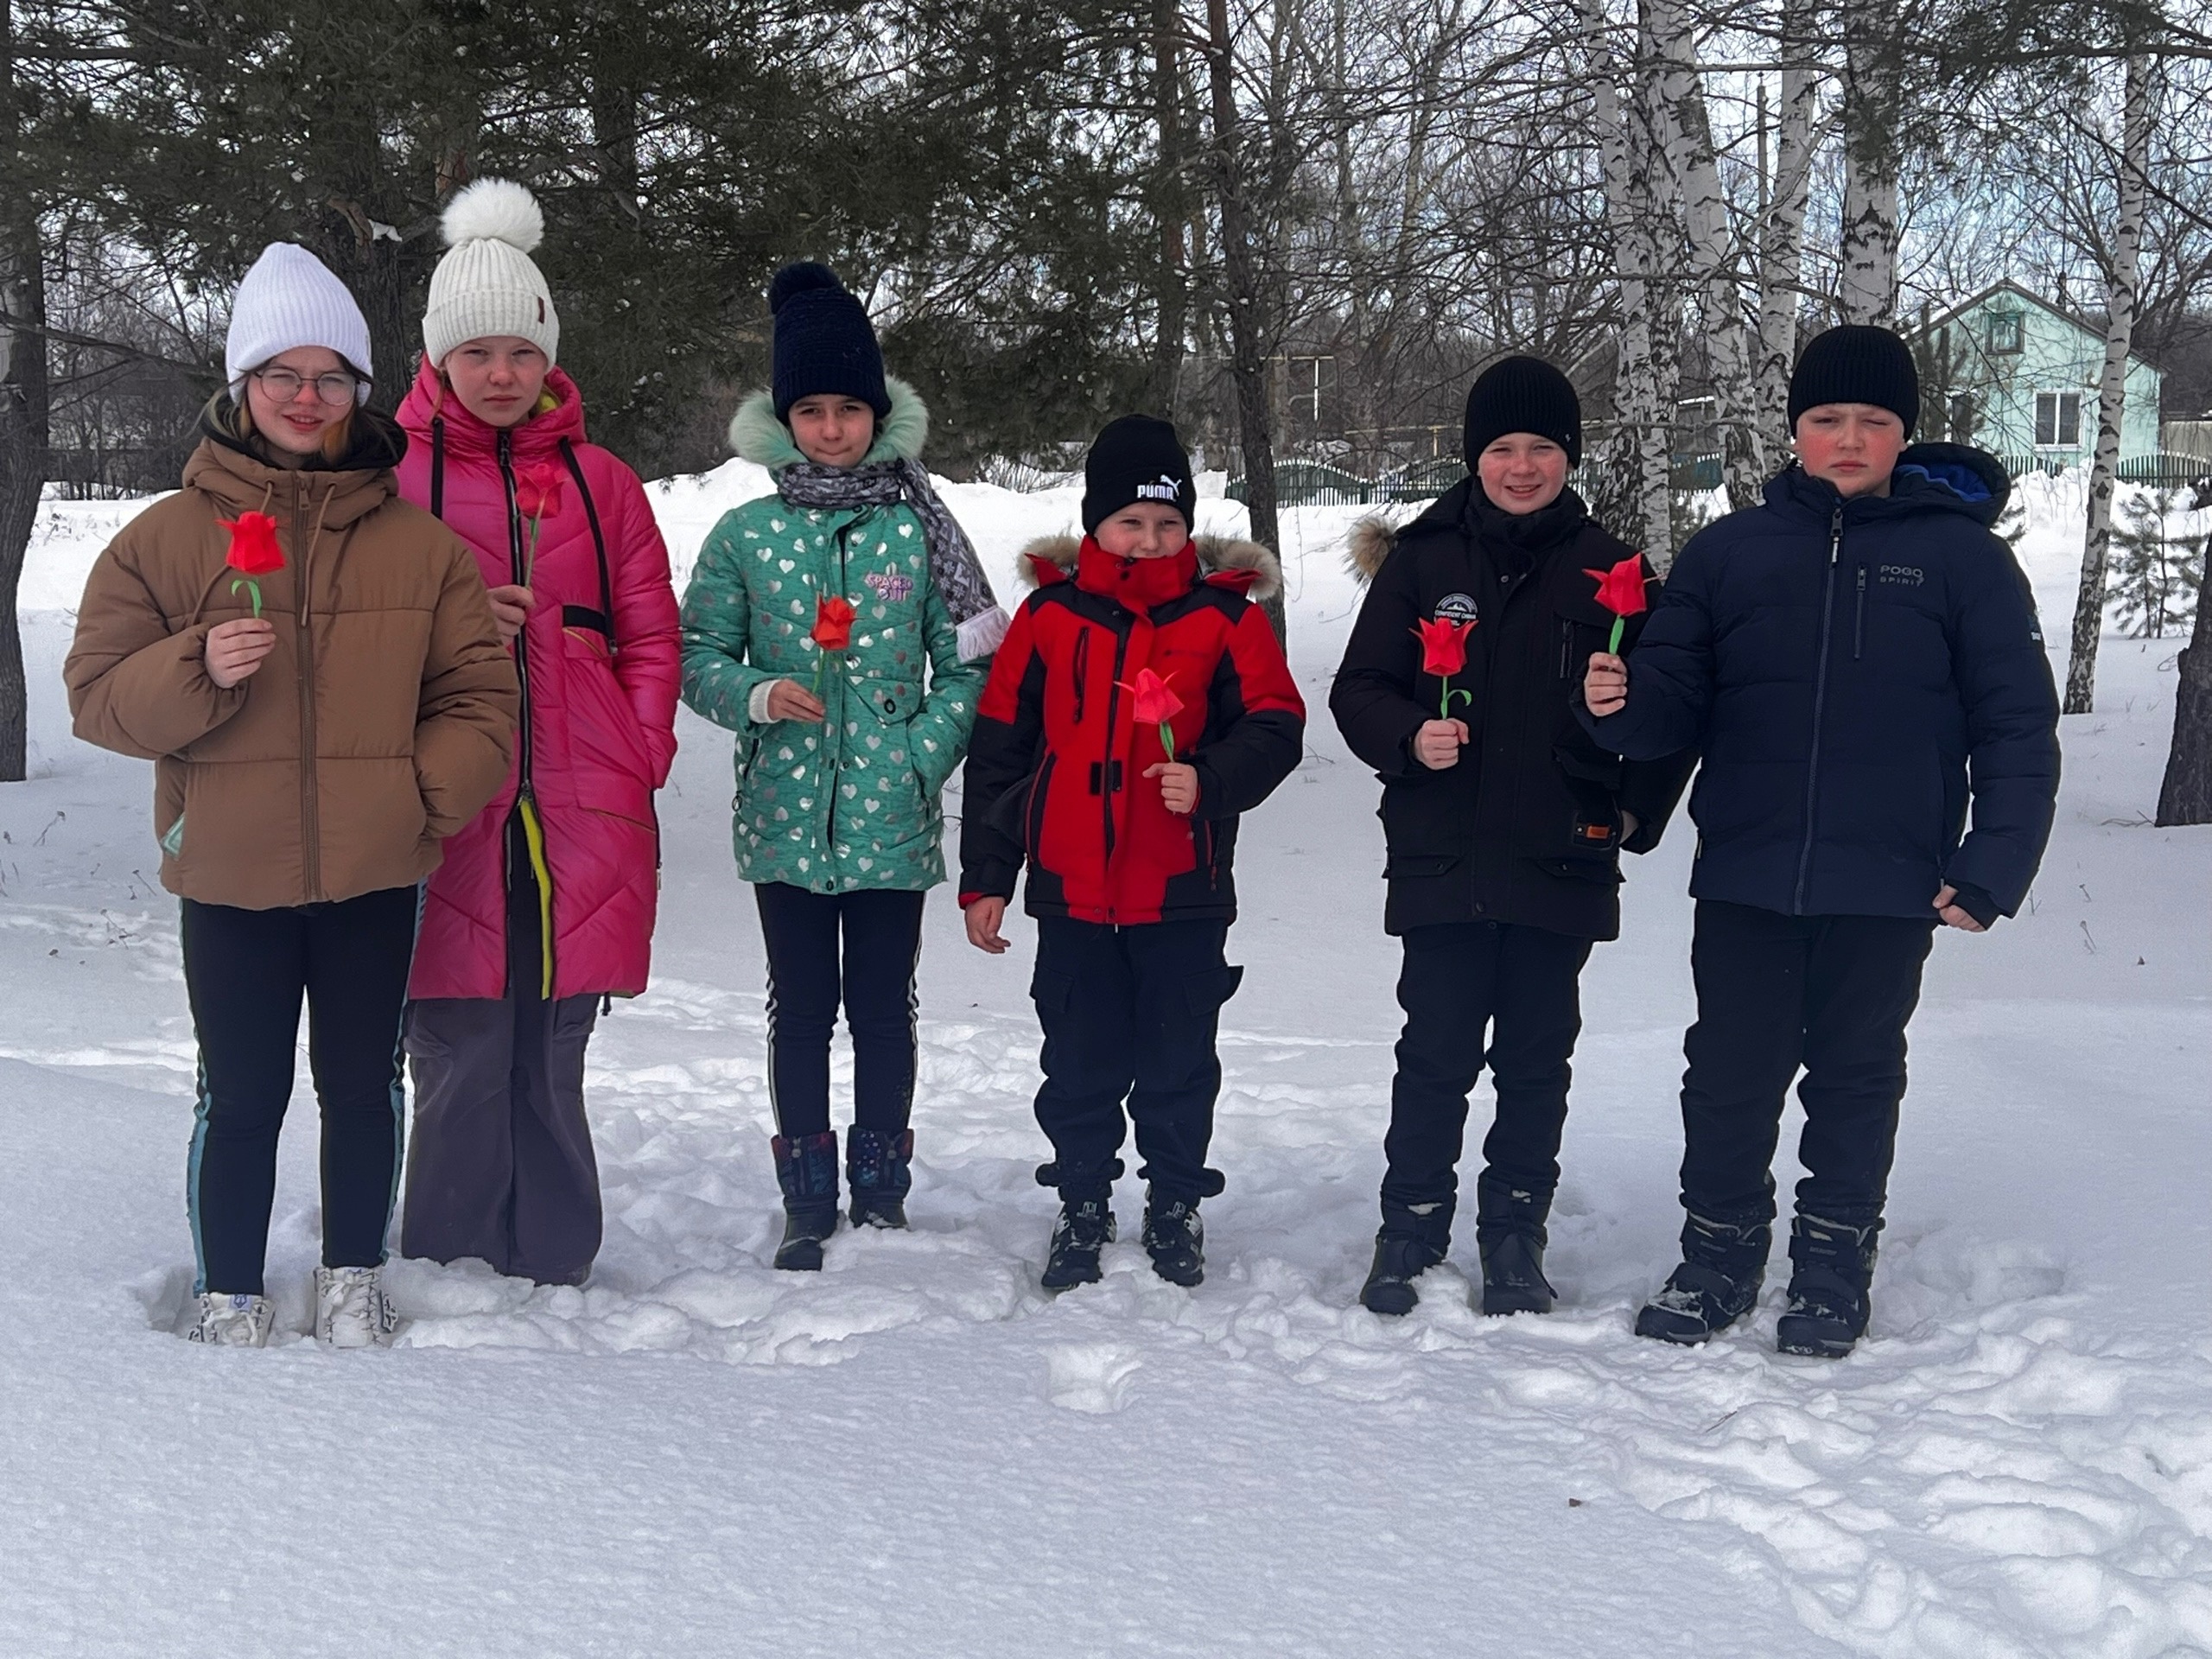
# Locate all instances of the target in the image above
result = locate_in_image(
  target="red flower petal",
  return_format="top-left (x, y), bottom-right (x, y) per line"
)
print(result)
top-left (1583, 555), bottom-right (1649, 619)
top-left (1410, 615), bottom-right (1473, 677)
top-left (218, 512), bottom-right (285, 576)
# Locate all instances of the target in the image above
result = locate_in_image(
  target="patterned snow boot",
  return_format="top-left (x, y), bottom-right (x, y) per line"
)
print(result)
top-left (1776, 1213), bottom-right (1881, 1359)
top-left (1358, 1198), bottom-right (1454, 1317)
top-left (1474, 1173), bottom-right (1555, 1317)
top-left (188, 1292), bottom-right (275, 1348)
top-left (1040, 1197), bottom-right (1117, 1291)
top-left (1141, 1192), bottom-right (1205, 1288)
top-left (772, 1130), bottom-right (841, 1271)
top-left (846, 1127), bottom-right (915, 1230)
top-left (315, 1266), bottom-right (399, 1349)
top-left (1634, 1211), bottom-right (1771, 1344)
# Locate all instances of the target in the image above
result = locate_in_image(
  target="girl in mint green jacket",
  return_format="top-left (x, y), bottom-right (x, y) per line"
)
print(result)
top-left (680, 262), bottom-right (1001, 1270)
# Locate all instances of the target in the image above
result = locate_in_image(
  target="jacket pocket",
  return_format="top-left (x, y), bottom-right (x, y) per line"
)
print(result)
top-left (842, 673), bottom-right (931, 857)
top-left (561, 630), bottom-right (654, 826)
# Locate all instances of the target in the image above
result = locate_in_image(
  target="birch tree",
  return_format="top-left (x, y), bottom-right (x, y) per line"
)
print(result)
top-left (1755, 54), bottom-right (1821, 455)
top-left (1836, 0), bottom-right (1903, 326)
top-left (2063, 50), bottom-right (2152, 715)
top-left (0, 0), bottom-right (48, 782)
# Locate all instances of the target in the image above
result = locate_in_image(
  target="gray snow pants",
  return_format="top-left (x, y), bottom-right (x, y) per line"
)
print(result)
top-left (401, 989), bottom-right (602, 1285)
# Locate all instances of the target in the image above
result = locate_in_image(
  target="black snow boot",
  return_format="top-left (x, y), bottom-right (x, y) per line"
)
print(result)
top-left (1359, 1198), bottom-right (1454, 1317)
top-left (1633, 1211), bottom-right (1771, 1344)
top-left (846, 1127), bottom-right (914, 1230)
top-left (1474, 1173), bottom-right (1556, 1317)
top-left (1775, 1213), bottom-right (1881, 1359)
top-left (772, 1130), bottom-right (840, 1271)
top-left (1141, 1192), bottom-right (1205, 1287)
top-left (1040, 1198), bottom-right (1117, 1291)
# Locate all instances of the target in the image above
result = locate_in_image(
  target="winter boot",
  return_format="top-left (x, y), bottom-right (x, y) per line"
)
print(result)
top-left (1141, 1192), bottom-right (1205, 1288)
top-left (1039, 1197), bottom-right (1117, 1291)
top-left (1634, 1211), bottom-right (1771, 1345)
top-left (1775, 1213), bottom-right (1881, 1359)
top-left (1358, 1198), bottom-right (1454, 1316)
top-left (315, 1266), bottom-right (399, 1350)
top-left (188, 1292), bottom-right (274, 1348)
top-left (1474, 1173), bottom-right (1556, 1317)
top-left (847, 1127), bottom-right (914, 1230)
top-left (772, 1130), bottom-right (841, 1271)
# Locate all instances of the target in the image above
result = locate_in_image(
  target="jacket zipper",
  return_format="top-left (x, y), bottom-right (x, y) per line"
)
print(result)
top-left (1793, 503), bottom-right (1845, 915)
top-left (1853, 565), bottom-right (1867, 661)
top-left (295, 477), bottom-right (322, 901)
top-left (824, 517), bottom-right (855, 865)
top-left (1071, 630), bottom-right (1090, 723)
top-left (497, 429), bottom-right (551, 995)
top-left (1097, 620), bottom-right (1132, 908)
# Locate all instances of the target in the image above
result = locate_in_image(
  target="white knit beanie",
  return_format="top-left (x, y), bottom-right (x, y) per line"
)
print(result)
top-left (225, 243), bottom-right (374, 404)
top-left (422, 179), bottom-right (559, 366)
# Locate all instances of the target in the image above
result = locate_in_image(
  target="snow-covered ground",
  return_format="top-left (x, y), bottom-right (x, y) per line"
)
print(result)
top-left (3, 467), bottom-right (2207, 1657)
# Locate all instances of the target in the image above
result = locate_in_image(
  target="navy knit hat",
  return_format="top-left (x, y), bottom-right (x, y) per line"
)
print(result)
top-left (769, 262), bottom-right (890, 423)
top-left (1082, 415), bottom-right (1196, 534)
top-left (1464, 355), bottom-right (1582, 468)
top-left (1788, 325), bottom-right (1919, 437)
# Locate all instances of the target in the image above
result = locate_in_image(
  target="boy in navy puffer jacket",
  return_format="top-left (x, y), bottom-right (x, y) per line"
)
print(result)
top-left (1580, 325), bottom-right (2060, 1357)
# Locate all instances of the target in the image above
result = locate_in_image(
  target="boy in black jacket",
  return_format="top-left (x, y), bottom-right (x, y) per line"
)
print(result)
top-left (1581, 326), bottom-right (2061, 1357)
top-left (1332, 357), bottom-right (1694, 1318)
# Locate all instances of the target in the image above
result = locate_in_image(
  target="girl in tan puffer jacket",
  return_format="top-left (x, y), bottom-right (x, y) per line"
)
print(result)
top-left (64, 243), bottom-right (518, 1349)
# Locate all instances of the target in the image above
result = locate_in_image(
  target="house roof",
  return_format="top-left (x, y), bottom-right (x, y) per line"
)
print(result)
top-left (1912, 278), bottom-right (2164, 375)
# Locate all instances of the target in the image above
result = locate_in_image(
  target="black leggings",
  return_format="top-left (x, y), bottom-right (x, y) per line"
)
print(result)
top-left (181, 887), bottom-right (417, 1296)
top-left (753, 882), bottom-right (925, 1140)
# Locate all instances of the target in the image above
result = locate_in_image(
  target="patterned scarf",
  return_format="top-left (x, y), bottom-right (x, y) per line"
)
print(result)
top-left (777, 458), bottom-right (1009, 659)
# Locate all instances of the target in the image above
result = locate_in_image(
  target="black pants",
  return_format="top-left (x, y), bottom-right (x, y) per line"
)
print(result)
top-left (181, 885), bottom-right (418, 1296)
top-left (1383, 921), bottom-right (1593, 1214)
top-left (1678, 899), bottom-right (1937, 1229)
top-left (1030, 916), bottom-right (1242, 1205)
top-left (753, 882), bottom-right (925, 1140)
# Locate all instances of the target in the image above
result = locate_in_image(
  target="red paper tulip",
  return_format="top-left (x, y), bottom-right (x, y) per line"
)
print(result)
top-left (512, 461), bottom-right (563, 521)
top-left (808, 594), bottom-right (859, 699)
top-left (1411, 615), bottom-right (1476, 721)
top-left (811, 594), bottom-right (857, 652)
top-left (1117, 667), bottom-right (1185, 761)
top-left (218, 512), bottom-right (283, 618)
top-left (1584, 554), bottom-right (1649, 652)
top-left (512, 462), bottom-right (563, 585)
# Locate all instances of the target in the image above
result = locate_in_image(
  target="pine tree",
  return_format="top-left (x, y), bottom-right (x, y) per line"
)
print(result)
top-left (2109, 488), bottom-right (2204, 639)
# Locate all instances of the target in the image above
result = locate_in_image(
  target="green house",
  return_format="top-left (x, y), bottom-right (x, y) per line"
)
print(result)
top-left (1911, 280), bottom-right (2164, 474)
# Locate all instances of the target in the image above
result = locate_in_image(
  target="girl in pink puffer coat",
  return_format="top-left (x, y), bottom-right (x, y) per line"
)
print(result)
top-left (395, 179), bottom-right (680, 1286)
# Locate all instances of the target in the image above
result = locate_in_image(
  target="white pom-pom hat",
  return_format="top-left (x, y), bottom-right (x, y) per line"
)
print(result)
top-left (422, 177), bottom-right (559, 367)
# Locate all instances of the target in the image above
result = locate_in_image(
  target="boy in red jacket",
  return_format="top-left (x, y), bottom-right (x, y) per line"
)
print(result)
top-left (961, 416), bottom-right (1306, 1289)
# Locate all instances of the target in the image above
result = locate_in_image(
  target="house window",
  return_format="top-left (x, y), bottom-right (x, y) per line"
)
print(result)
top-left (2034, 391), bottom-right (2082, 448)
top-left (1986, 311), bottom-right (2024, 354)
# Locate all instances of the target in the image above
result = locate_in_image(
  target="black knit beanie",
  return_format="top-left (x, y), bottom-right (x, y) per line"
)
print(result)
top-left (769, 262), bottom-right (891, 423)
top-left (1788, 325), bottom-right (1919, 437)
top-left (1082, 415), bottom-right (1196, 534)
top-left (1463, 355), bottom-right (1582, 468)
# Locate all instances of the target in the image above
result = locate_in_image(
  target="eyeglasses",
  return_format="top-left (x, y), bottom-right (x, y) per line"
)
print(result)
top-left (252, 367), bottom-right (362, 405)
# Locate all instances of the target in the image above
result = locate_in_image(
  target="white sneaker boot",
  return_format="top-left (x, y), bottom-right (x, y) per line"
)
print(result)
top-left (188, 1292), bottom-right (275, 1348)
top-left (315, 1265), bottom-right (399, 1349)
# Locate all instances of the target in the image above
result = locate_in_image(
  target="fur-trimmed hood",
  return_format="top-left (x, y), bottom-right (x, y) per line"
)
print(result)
top-left (728, 374), bottom-right (929, 469)
top-left (1344, 513), bottom-right (1408, 584)
top-left (1016, 532), bottom-right (1281, 602)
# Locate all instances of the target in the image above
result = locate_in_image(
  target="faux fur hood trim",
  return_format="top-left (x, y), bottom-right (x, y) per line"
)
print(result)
top-left (727, 374), bottom-right (929, 469)
top-left (1016, 532), bottom-right (1282, 602)
top-left (1344, 512), bottom-right (1414, 583)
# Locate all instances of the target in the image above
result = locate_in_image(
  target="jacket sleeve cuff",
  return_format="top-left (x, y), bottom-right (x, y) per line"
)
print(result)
top-left (1947, 881), bottom-right (2003, 928)
top-left (747, 678), bottom-right (777, 725)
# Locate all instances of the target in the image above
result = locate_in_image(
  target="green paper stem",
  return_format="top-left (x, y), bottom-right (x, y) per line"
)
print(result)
top-left (230, 575), bottom-right (263, 620)
top-left (1607, 614), bottom-right (1625, 655)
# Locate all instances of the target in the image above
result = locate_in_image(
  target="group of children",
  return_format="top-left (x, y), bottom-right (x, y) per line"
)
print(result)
top-left (63, 180), bottom-right (2062, 1361)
